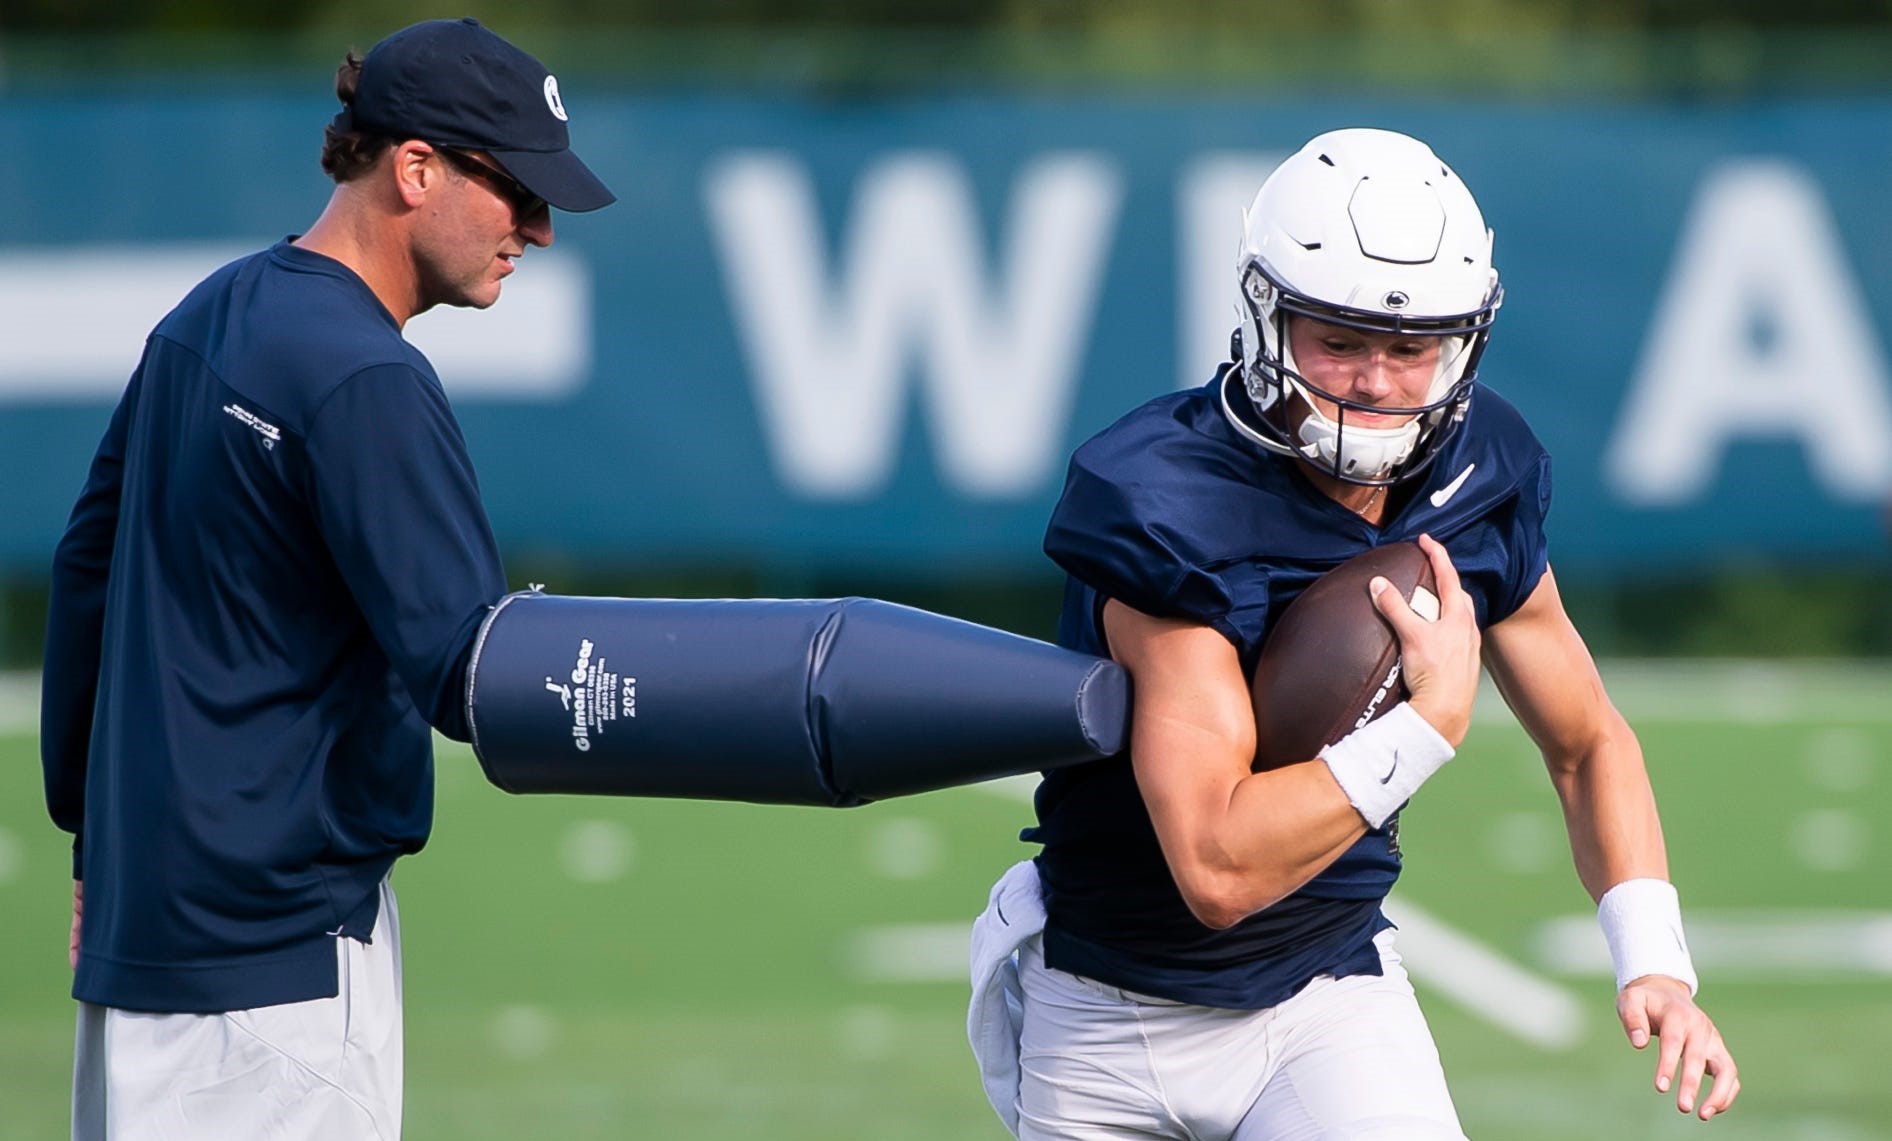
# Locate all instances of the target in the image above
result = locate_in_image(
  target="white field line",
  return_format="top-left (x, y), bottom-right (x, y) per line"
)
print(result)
top-left (1536, 910), bottom-right (1892, 980)
top-left (1381, 896), bottom-right (1587, 1051)
top-left (0, 671), bottom-right (36, 734)
top-left (843, 922), bottom-right (972, 984)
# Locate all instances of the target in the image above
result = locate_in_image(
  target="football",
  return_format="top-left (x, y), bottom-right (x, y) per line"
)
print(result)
top-left (1250, 542), bottom-right (1440, 770)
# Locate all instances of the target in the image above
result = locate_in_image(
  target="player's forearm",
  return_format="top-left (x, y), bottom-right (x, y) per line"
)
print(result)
top-left (1547, 720), bottom-right (1670, 901)
top-left (1149, 753), bottom-right (1368, 929)
top-left (1220, 762), bottom-right (1370, 908)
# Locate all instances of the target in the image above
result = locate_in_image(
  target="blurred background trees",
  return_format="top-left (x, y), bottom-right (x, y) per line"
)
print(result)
top-left (8, 0), bottom-right (1892, 95)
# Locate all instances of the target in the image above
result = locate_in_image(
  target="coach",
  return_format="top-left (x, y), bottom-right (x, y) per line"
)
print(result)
top-left (39, 19), bottom-right (612, 1139)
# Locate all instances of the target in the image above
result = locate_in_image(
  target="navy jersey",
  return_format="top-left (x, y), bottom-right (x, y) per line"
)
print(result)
top-left (41, 240), bottom-right (507, 1013)
top-left (1029, 367), bottom-right (1551, 1009)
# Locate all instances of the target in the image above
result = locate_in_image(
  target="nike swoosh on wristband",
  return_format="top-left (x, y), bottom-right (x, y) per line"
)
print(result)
top-left (1429, 462), bottom-right (1477, 508)
top-left (1380, 748), bottom-right (1402, 785)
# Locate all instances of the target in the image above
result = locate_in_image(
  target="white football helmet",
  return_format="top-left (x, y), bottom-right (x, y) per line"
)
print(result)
top-left (1224, 128), bottom-right (1503, 485)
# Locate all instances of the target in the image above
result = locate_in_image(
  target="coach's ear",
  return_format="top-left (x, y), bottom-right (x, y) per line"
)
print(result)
top-left (389, 140), bottom-right (443, 209)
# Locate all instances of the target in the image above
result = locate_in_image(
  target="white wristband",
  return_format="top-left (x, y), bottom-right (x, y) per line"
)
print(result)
top-left (1597, 878), bottom-right (1698, 996)
top-left (1319, 702), bottom-right (1455, 829)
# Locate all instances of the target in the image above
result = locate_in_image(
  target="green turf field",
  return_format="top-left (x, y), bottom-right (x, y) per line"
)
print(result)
top-left (2, 663), bottom-right (1888, 1139)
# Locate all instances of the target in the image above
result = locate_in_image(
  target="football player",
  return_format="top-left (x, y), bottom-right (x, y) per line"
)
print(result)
top-left (969, 128), bottom-right (1739, 1139)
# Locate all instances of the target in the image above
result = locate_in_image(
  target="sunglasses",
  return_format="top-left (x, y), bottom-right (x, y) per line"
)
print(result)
top-left (437, 148), bottom-right (547, 218)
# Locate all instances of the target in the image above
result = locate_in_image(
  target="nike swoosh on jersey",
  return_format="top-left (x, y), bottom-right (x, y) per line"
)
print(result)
top-left (1429, 462), bottom-right (1478, 508)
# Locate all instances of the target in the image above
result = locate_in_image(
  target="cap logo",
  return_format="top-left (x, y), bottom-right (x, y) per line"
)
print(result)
top-left (544, 75), bottom-right (569, 122)
top-left (1383, 290), bottom-right (1410, 310)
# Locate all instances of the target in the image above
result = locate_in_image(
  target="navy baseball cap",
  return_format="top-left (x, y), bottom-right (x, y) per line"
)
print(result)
top-left (338, 17), bottom-right (614, 213)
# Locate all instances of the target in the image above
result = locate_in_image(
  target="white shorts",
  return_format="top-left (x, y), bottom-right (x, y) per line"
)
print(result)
top-left (1016, 929), bottom-right (1467, 1141)
top-left (72, 879), bottom-right (404, 1141)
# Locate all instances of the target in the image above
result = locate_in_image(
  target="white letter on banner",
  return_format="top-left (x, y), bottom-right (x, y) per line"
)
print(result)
top-left (1606, 159), bottom-right (1892, 504)
top-left (705, 152), bottom-right (1123, 499)
top-left (0, 244), bottom-right (591, 402)
top-left (1178, 153), bottom-right (1285, 392)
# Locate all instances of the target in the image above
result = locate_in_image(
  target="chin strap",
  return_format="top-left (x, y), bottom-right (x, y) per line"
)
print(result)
top-left (1291, 389), bottom-right (1421, 481)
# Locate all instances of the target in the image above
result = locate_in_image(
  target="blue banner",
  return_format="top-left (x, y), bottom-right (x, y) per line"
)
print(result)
top-left (3, 92), bottom-right (1890, 574)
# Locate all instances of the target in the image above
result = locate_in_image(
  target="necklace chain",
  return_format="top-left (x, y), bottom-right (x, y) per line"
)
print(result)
top-left (1358, 482), bottom-right (1386, 519)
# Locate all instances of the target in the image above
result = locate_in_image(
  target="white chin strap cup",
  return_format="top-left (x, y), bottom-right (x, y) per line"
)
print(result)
top-left (1291, 393), bottom-right (1420, 480)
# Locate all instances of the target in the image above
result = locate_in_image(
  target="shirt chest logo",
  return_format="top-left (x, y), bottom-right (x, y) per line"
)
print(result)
top-left (222, 403), bottom-right (280, 450)
top-left (1429, 462), bottom-right (1477, 509)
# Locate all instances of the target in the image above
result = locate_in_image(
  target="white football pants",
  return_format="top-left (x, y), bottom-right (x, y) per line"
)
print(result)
top-left (72, 879), bottom-right (403, 1141)
top-left (1016, 929), bottom-right (1468, 1141)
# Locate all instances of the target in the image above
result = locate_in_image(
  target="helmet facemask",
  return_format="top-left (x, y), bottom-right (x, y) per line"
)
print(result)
top-left (1231, 262), bottom-right (1495, 487)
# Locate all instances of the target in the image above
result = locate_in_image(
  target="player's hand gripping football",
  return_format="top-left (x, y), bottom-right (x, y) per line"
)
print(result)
top-left (1370, 533), bottom-right (1480, 747)
top-left (1620, 975), bottom-right (1741, 1120)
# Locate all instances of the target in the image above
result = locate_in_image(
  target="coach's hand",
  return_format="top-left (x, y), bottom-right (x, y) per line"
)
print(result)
top-left (70, 880), bottom-right (82, 971)
top-left (1619, 975), bottom-right (1739, 1121)
top-left (1372, 533), bottom-right (1481, 747)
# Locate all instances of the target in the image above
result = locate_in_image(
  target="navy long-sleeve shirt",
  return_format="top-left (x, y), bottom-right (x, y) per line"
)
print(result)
top-left (42, 239), bottom-right (507, 1013)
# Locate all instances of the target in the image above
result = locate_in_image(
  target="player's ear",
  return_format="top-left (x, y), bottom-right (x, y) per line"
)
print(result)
top-left (388, 140), bottom-right (438, 209)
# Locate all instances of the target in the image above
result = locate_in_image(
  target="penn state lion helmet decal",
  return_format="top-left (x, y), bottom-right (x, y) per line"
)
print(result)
top-left (1224, 128), bottom-right (1503, 485)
